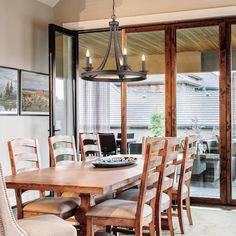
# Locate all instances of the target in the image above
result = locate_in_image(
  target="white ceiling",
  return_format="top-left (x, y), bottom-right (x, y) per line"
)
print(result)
top-left (36, 0), bottom-right (59, 7)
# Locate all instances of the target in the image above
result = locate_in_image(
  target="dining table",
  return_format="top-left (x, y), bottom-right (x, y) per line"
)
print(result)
top-left (5, 154), bottom-right (184, 235)
top-left (5, 155), bottom-right (143, 235)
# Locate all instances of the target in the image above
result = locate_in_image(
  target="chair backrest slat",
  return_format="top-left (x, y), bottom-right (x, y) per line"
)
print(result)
top-left (144, 188), bottom-right (157, 203)
top-left (162, 177), bottom-right (173, 192)
top-left (147, 172), bottom-right (160, 187)
top-left (80, 133), bottom-right (102, 161)
top-left (178, 135), bottom-right (198, 193)
top-left (166, 151), bottom-right (179, 162)
top-left (15, 153), bottom-right (38, 162)
top-left (48, 135), bottom-right (77, 167)
top-left (83, 144), bottom-right (100, 153)
top-left (53, 147), bottom-right (75, 157)
top-left (142, 137), bottom-right (163, 155)
top-left (161, 138), bottom-right (179, 193)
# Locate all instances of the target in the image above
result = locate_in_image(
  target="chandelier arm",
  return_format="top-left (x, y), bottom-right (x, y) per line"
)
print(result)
top-left (113, 24), bottom-right (121, 70)
top-left (97, 26), bottom-right (113, 70)
top-left (116, 27), bottom-right (123, 56)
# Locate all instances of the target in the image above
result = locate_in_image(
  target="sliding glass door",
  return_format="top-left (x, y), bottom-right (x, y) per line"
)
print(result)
top-left (176, 26), bottom-right (220, 198)
top-left (49, 25), bottom-right (78, 139)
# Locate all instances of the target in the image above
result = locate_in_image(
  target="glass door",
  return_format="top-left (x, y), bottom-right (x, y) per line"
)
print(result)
top-left (49, 24), bottom-right (78, 141)
top-left (176, 25), bottom-right (220, 199)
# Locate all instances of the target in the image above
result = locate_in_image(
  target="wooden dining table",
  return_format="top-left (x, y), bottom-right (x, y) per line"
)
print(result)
top-left (5, 154), bottom-right (184, 235)
top-left (5, 155), bottom-right (144, 235)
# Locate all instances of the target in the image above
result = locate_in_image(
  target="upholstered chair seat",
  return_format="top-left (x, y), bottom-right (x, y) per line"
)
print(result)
top-left (0, 164), bottom-right (76, 236)
top-left (116, 189), bottom-right (170, 211)
top-left (18, 215), bottom-right (77, 236)
top-left (86, 199), bottom-right (152, 226)
top-left (23, 197), bottom-right (80, 219)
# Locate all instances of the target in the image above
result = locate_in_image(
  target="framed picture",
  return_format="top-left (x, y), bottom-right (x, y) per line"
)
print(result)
top-left (20, 70), bottom-right (49, 115)
top-left (0, 67), bottom-right (18, 115)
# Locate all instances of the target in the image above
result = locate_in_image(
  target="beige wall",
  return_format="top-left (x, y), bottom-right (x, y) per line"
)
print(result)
top-left (54, 0), bottom-right (236, 25)
top-left (0, 0), bottom-right (53, 72)
top-left (0, 0), bottom-right (53, 205)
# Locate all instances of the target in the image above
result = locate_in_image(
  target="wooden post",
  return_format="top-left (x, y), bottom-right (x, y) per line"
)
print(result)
top-left (219, 21), bottom-right (231, 204)
top-left (165, 26), bottom-right (176, 137)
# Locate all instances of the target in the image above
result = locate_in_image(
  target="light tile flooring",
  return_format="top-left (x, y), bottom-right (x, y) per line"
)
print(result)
top-left (111, 206), bottom-right (236, 236)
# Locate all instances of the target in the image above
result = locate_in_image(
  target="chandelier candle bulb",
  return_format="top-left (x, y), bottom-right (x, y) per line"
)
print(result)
top-left (120, 59), bottom-right (123, 66)
top-left (86, 49), bottom-right (90, 68)
top-left (142, 54), bottom-right (146, 71)
top-left (123, 48), bottom-right (127, 66)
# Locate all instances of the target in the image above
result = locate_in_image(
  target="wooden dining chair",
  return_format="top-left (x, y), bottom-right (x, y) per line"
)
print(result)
top-left (8, 138), bottom-right (80, 220)
top-left (172, 135), bottom-right (198, 234)
top-left (48, 135), bottom-right (77, 167)
top-left (116, 137), bottom-right (179, 236)
top-left (86, 139), bottom-right (166, 236)
top-left (0, 163), bottom-right (77, 236)
top-left (142, 136), bottom-right (163, 155)
top-left (48, 135), bottom-right (80, 199)
top-left (79, 133), bottom-right (114, 205)
top-left (79, 133), bottom-right (102, 161)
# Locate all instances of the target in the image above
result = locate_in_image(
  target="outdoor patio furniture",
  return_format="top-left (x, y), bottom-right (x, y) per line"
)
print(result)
top-left (99, 133), bottom-right (117, 156)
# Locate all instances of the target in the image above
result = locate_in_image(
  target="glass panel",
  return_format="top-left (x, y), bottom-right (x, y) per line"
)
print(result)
top-left (54, 32), bottom-right (74, 136)
top-left (231, 25), bottom-right (236, 199)
top-left (78, 31), bottom-right (121, 149)
top-left (126, 30), bottom-right (165, 152)
top-left (176, 26), bottom-right (220, 198)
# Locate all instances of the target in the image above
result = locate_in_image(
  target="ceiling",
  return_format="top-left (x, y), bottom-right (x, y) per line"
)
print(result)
top-left (78, 26), bottom-right (236, 58)
top-left (36, 0), bottom-right (59, 7)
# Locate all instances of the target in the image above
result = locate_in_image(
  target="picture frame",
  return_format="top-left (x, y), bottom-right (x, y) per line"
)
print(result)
top-left (0, 66), bottom-right (19, 115)
top-left (20, 70), bottom-right (49, 116)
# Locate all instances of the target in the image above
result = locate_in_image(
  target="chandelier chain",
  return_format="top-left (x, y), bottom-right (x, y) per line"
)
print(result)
top-left (112, 0), bottom-right (116, 20)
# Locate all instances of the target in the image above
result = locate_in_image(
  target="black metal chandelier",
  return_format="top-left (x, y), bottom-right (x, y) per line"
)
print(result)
top-left (81, 0), bottom-right (147, 83)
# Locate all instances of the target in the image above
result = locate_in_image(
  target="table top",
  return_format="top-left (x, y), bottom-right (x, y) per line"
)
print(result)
top-left (5, 155), bottom-right (144, 195)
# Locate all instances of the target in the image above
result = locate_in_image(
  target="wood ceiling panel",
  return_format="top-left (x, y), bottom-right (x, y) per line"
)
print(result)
top-left (79, 26), bottom-right (236, 58)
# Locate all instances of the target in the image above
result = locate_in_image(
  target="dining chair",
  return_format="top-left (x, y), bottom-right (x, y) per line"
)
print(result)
top-left (0, 163), bottom-right (77, 236)
top-left (48, 135), bottom-right (77, 167)
top-left (79, 133), bottom-right (113, 205)
top-left (8, 138), bottom-right (80, 220)
top-left (172, 135), bottom-right (198, 234)
top-left (142, 136), bottom-right (163, 155)
top-left (49, 135), bottom-right (80, 198)
top-left (116, 137), bottom-right (179, 236)
top-left (80, 133), bottom-right (102, 161)
top-left (86, 139), bottom-right (166, 236)
top-left (98, 133), bottom-right (117, 156)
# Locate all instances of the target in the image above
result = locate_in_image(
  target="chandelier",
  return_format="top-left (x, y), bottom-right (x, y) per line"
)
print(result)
top-left (81, 0), bottom-right (147, 82)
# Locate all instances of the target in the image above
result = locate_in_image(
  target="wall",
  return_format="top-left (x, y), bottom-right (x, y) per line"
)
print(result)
top-left (0, 0), bottom-right (53, 204)
top-left (54, 0), bottom-right (236, 25)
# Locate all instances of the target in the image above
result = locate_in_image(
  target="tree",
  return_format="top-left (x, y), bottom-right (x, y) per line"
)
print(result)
top-left (9, 81), bottom-right (14, 98)
top-left (4, 80), bottom-right (10, 98)
top-left (149, 113), bottom-right (165, 137)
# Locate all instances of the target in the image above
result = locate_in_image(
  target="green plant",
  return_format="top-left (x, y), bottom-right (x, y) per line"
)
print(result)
top-left (149, 113), bottom-right (165, 137)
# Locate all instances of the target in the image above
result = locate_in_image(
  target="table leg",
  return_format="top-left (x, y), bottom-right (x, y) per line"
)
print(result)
top-left (75, 194), bottom-right (95, 236)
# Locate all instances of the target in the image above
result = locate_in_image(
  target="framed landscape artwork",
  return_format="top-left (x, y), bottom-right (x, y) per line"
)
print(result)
top-left (20, 71), bottom-right (49, 115)
top-left (0, 67), bottom-right (18, 115)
